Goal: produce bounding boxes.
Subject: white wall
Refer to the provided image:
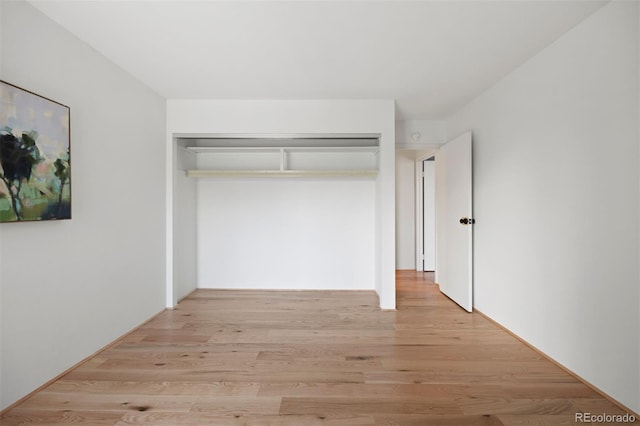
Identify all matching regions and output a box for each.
[395,120,447,150]
[173,141,197,301]
[448,1,639,412]
[0,1,166,410]
[167,100,396,308]
[395,150,416,269]
[198,179,375,289]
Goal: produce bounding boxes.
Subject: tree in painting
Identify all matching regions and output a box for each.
[0,128,42,221]
[53,151,70,218]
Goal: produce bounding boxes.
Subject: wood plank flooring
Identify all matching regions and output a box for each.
[2,270,636,425]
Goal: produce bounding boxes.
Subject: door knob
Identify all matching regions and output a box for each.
[459,217,475,225]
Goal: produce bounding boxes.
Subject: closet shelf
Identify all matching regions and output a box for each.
[183,139,380,178]
[186,169,378,178]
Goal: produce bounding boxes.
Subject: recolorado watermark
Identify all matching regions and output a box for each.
[575,412,636,423]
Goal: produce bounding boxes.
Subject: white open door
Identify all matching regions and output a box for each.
[423,159,436,271]
[435,131,473,312]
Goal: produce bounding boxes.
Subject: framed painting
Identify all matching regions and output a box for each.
[0,80,71,222]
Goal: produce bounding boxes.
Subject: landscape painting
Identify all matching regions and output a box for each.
[0,81,71,222]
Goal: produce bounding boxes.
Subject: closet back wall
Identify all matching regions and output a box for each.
[197,178,375,289]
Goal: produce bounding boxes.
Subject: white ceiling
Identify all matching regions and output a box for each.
[28,0,607,120]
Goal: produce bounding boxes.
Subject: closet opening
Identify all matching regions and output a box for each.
[169,133,382,307]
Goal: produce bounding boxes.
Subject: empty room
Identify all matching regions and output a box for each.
[1,0,639,424]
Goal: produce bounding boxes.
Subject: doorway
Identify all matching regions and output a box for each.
[413,131,473,312]
[414,151,437,273]
[422,157,436,272]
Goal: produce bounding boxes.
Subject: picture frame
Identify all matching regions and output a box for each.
[0,80,71,222]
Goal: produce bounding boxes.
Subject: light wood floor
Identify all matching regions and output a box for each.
[2,271,636,425]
